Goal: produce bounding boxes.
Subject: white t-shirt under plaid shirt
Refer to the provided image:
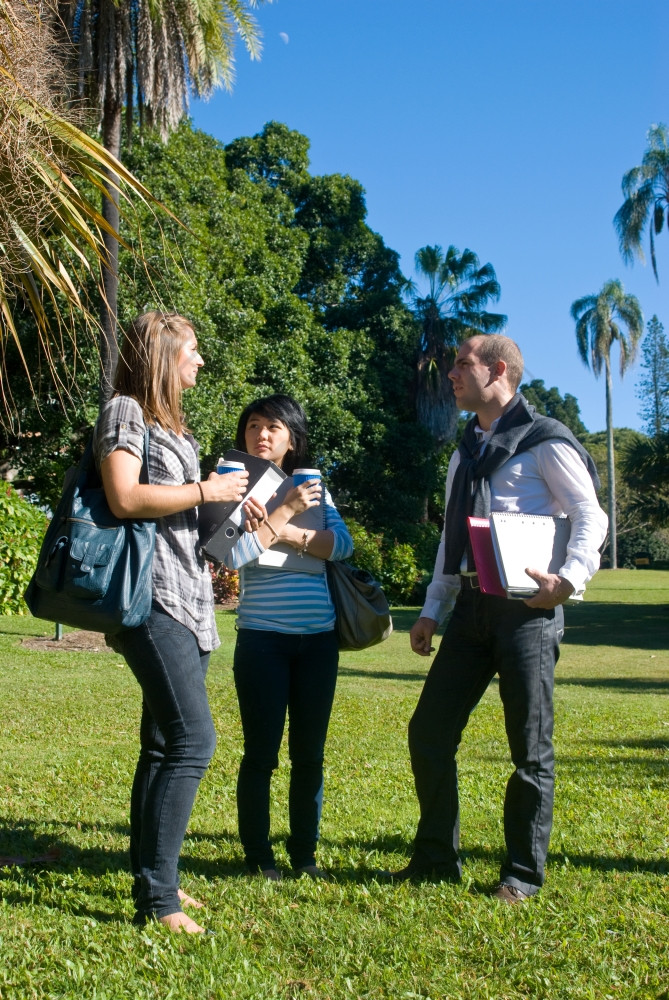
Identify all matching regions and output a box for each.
[93,395,220,652]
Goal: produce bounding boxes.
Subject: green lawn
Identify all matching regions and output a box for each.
[0,569,667,999]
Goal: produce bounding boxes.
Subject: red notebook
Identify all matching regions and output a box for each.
[466,517,506,597]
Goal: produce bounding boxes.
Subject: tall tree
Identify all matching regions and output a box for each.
[0,0,165,426]
[636,315,669,437]
[614,123,669,282]
[622,431,669,529]
[520,379,588,438]
[571,279,643,568]
[406,245,506,447]
[56,0,265,402]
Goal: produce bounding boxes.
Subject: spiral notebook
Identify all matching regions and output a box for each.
[467,512,578,600]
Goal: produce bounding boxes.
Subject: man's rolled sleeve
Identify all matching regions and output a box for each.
[537,442,608,593]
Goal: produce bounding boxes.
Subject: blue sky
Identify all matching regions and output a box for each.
[191,0,667,434]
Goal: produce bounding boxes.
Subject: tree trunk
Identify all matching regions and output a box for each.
[416,350,459,448]
[605,357,617,569]
[99,97,122,407]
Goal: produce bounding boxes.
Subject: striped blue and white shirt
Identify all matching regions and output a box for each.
[223,489,353,634]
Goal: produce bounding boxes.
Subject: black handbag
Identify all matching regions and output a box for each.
[24,428,155,634]
[327,560,393,651]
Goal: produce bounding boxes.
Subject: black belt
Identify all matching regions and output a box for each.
[460,574,480,590]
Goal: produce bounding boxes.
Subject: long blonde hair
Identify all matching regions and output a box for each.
[113,311,194,433]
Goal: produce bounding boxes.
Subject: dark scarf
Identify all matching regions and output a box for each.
[443,394,601,575]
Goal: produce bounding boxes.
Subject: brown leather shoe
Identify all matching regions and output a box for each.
[491,883,529,904]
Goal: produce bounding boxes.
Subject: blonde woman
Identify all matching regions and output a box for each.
[93,311,248,932]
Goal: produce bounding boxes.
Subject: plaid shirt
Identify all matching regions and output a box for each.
[94,395,219,651]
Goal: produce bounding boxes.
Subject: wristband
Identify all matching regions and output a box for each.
[265,519,280,541]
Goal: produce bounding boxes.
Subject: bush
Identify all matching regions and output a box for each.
[0,485,48,614]
[345,518,419,604]
[210,563,240,605]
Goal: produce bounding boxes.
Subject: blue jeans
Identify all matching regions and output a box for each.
[408,588,563,895]
[233,628,339,871]
[115,605,216,920]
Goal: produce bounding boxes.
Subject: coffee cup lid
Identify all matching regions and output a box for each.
[218,460,245,470]
[293,468,320,476]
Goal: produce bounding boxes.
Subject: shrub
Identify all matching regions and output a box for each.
[344,518,419,604]
[210,563,240,605]
[0,485,48,614]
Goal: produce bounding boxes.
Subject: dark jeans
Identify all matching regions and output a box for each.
[115,605,216,920]
[408,588,563,895]
[233,628,339,871]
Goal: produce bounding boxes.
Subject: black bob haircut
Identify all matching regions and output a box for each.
[234,394,309,475]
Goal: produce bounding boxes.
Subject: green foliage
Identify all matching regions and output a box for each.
[345,518,420,603]
[0,571,667,998]
[521,378,588,437]
[621,431,669,530]
[583,428,669,566]
[0,485,47,614]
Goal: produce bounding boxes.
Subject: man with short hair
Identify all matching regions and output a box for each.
[394,334,607,901]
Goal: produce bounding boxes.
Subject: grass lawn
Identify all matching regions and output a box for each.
[0,569,667,999]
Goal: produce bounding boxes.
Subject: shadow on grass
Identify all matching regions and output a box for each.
[2,819,665,909]
[338,666,426,682]
[563,601,669,650]
[392,602,669,653]
[328,834,669,880]
[593,736,669,750]
[0,818,250,883]
[556,677,668,693]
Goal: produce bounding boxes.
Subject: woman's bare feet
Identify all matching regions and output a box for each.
[158,911,207,934]
[177,888,204,909]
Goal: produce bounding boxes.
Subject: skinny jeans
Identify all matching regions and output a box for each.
[408,587,563,895]
[233,628,339,871]
[115,604,216,920]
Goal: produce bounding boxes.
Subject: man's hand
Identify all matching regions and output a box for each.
[410,617,437,656]
[523,569,575,609]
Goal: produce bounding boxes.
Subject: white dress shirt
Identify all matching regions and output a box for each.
[421,420,609,625]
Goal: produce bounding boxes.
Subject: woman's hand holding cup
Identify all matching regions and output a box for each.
[285,468,321,514]
[205,467,248,503]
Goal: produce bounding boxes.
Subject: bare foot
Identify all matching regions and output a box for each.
[178,888,204,909]
[158,911,207,934]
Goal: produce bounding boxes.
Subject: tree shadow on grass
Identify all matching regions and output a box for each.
[556,676,669,693]
[592,736,669,750]
[338,666,426,682]
[563,601,669,650]
[329,834,668,881]
[0,818,249,888]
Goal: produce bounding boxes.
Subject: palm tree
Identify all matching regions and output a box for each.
[0,0,167,427]
[55,0,265,401]
[614,123,669,282]
[407,245,507,446]
[571,279,643,568]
